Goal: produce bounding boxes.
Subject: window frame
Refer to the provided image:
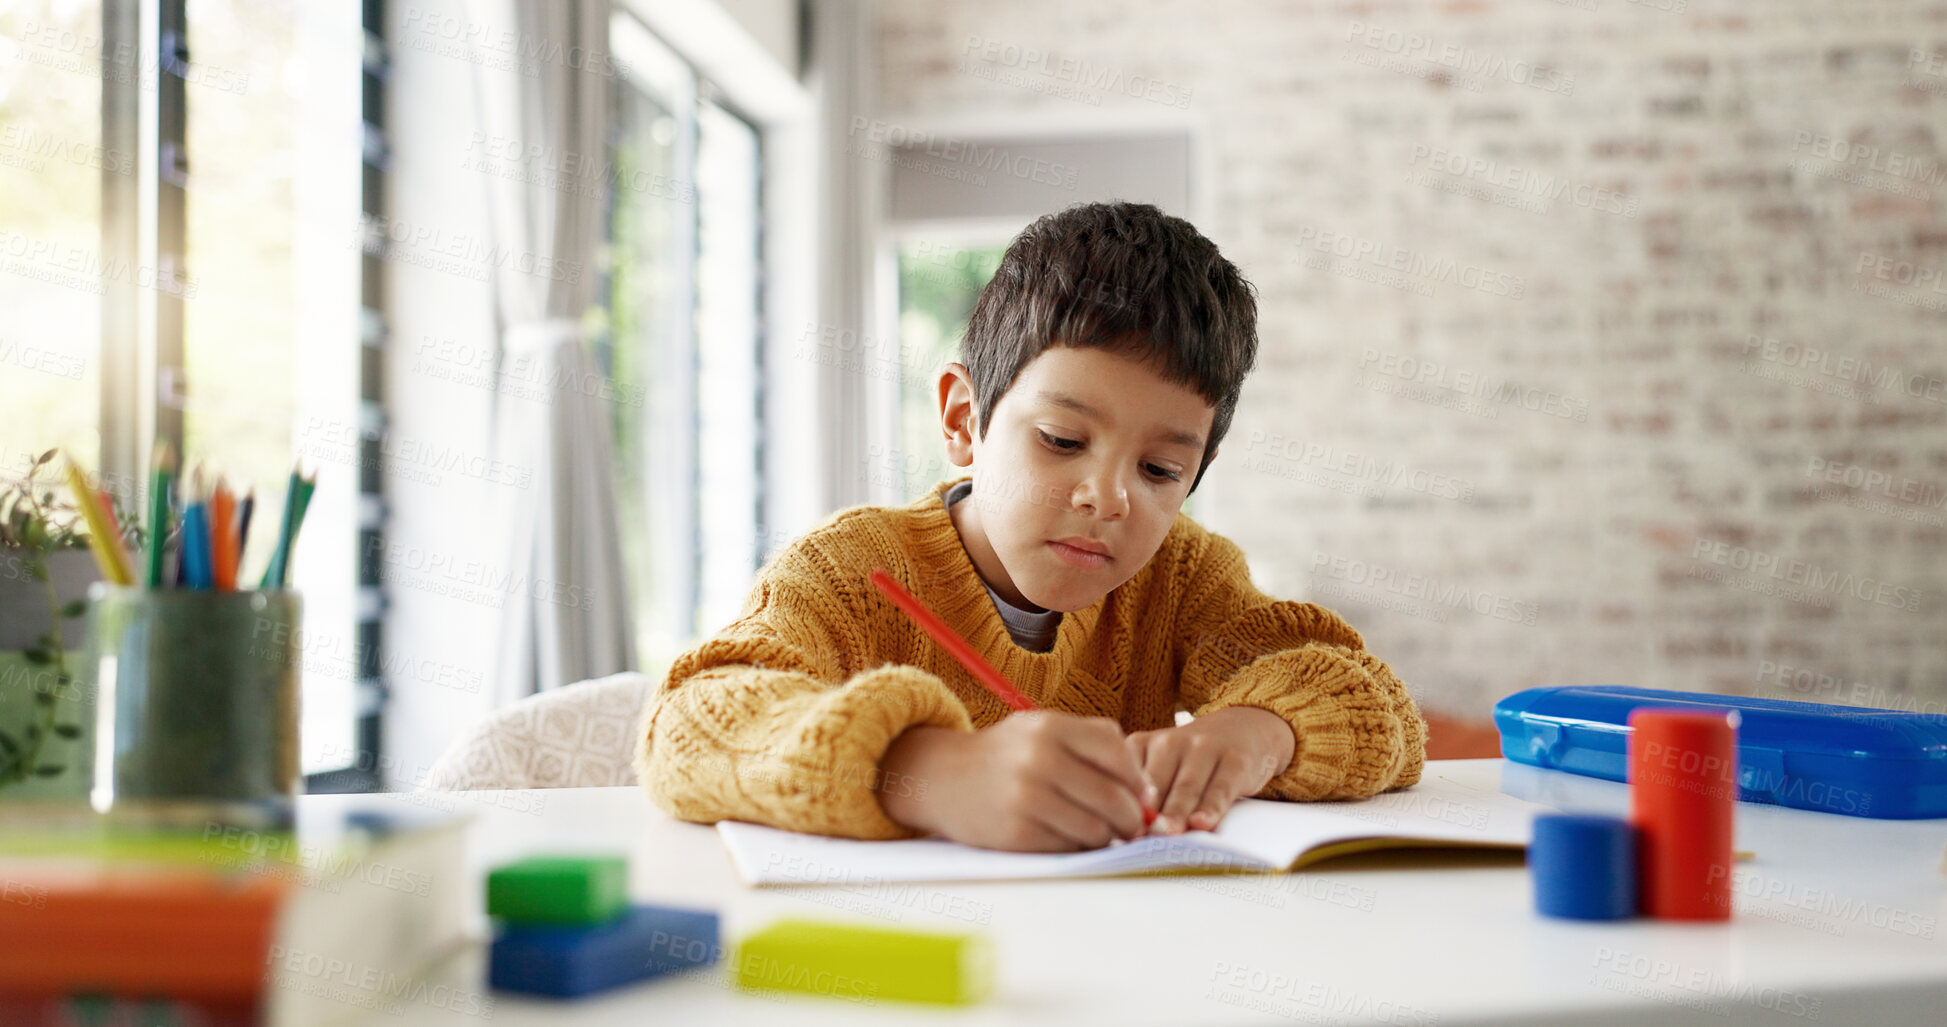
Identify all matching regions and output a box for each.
[94,0,380,791]
[604,10,770,668]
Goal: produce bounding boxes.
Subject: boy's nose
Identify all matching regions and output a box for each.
[1071,469,1129,519]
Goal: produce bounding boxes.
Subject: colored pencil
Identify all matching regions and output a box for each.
[867,567,1158,827]
[94,488,138,585]
[180,466,210,589]
[61,453,134,585]
[181,505,209,588]
[236,490,255,561]
[146,442,175,587]
[261,471,295,588]
[261,466,315,589]
[211,479,237,590]
[868,568,1037,712]
[96,490,123,549]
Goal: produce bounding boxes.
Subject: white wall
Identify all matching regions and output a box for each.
[715,0,800,78]
[874,0,1947,722]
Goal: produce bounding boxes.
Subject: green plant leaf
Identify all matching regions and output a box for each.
[22,647,50,665]
[52,724,80,739]
[58,600,86,618]
[33,765,64,777]
[0,731,16,754]
[34,449,55,468]
[33,689,55,707]
[24,723,40,741]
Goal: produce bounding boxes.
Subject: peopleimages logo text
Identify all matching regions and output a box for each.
[960,37,1193,108]
[1742,333,1947,405]
[847,118,1078,189]
[1345,22,1574,95]
[1292,225,1524,298]
[1690,538,1923,612]
[1407,145,1638,217]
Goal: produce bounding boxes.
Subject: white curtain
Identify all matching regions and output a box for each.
[471,0,636,702]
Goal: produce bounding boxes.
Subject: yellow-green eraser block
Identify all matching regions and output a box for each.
[733,918,993,1005]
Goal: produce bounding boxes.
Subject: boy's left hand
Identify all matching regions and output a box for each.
[1126,707,1296,835]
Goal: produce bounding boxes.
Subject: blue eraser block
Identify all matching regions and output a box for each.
[490,904,720,998]
[1531,813,1637,920]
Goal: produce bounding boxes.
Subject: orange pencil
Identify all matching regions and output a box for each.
[211,480,237,590]
[867,567,1158,826]
[91,488,137,584]
[95,489,122,540]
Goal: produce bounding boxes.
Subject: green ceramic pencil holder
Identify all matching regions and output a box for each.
[85,584,302,825]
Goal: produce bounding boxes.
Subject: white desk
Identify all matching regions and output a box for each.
[308,759,1947,1026]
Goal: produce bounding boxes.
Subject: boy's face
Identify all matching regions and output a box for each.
[939,344,1216,613]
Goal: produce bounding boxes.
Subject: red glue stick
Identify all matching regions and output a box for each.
[1629,708,1738,920]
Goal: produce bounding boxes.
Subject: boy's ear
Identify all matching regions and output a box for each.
[938,362,978,468]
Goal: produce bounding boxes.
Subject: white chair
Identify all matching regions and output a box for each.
[420,671,654,790]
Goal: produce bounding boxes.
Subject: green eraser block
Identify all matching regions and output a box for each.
[486,855,628,926]
[733,918,992,1006]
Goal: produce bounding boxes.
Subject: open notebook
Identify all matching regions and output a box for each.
[718,766,1543,886]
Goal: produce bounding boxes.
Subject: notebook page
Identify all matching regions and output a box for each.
[1211,765,1541,869]
[718,823,1275,886]
[718,767,1540,886]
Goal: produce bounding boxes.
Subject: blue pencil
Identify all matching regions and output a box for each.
[181,501,211,589]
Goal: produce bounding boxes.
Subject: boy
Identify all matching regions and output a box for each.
[637,202,1425,852]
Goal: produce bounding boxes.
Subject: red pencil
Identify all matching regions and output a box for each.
[867,567,1158,827]
[869,568,1037,712]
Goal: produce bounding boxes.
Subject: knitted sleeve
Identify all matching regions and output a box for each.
[1171,530,1425,800]
[634,541,974,840]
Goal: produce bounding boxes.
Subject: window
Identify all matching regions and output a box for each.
[184,0,363,776]
[692,99,761,636]
[0,0,105,473]
[0,0,366,780]
[602,14,764,675]
[889,239,1006,503]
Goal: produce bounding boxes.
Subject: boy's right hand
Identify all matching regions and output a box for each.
[876,712,1156,852]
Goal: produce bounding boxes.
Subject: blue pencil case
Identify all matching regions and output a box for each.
[1494,685,1947,820]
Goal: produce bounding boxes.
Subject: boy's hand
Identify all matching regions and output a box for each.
[1126,707,1296,835]
[876,712,1154,852]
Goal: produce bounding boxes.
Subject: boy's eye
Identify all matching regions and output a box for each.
[1039,430,1184,483]
[1144,464,1183,483]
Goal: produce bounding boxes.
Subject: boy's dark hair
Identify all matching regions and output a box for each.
[959,201,1258,493]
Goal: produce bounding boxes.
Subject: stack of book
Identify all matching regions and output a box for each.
[0,803,472,1025]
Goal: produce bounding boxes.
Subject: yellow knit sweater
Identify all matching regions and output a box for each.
[636,477,1426,840]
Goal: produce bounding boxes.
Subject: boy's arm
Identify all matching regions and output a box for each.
[635,545,974,840]
[1171,530,1426,801]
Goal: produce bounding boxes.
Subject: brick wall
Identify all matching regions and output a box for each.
[872,0,1947,727]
